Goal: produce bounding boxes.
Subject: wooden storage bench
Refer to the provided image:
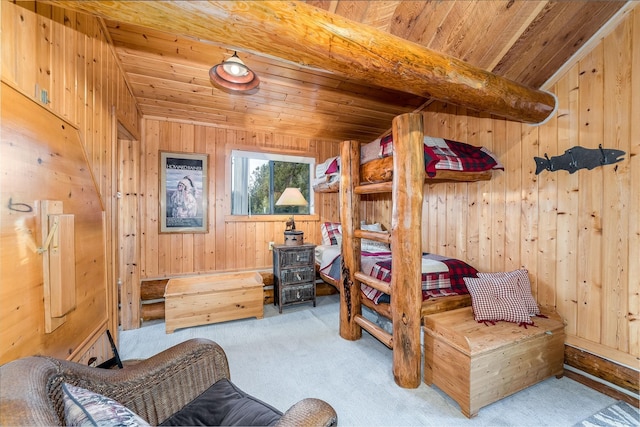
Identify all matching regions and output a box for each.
[164,272,264,333]
[423,306,564,418]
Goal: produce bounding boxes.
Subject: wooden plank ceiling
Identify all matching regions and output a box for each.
[97,0,626,142]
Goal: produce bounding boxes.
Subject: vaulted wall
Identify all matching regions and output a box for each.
[414,8,638,369]
[1,1,139,364]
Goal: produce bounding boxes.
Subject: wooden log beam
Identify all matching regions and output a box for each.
[339,139,362,341]
[354,271,391,296]
[354,229,392,244]
[361,157,493,184]
[141,302,165,321]
[354,315,393,348]
[45,0,556,124]
[420,294,472,319]
[140,279,168,301]
[564,345,639,395]
[390,113,424,389]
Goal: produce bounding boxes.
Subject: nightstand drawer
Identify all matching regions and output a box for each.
[278,248,314,267]
[273,243,316,313]
[281,266,315,284]
[282,283,315,304]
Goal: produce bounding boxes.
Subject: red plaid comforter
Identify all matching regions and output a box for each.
[379,134,502,177]
[361,252,478,304]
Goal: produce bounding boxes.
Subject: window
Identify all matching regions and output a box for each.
[231,150,314,215]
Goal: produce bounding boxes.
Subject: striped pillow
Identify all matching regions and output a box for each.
[464,276,533,325]
[62,383,150,427]
[321,222,342,246]
[477,269,540,315]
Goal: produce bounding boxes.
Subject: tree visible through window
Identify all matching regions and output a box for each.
[231,150,314,215]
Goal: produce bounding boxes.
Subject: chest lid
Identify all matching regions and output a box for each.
[424,306,564,356]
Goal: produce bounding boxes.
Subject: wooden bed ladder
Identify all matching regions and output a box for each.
[339,113,425,388]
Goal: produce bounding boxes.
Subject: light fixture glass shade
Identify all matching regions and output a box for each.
[276,188,308,206]
[210,52,260,92]
[222,54,249,77]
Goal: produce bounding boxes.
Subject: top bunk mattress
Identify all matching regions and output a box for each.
[368,134,502,177]
[313,134,503,191]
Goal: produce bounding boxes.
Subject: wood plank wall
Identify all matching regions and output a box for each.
[2,0,636,378]
[139,118,340,279]
[368,7,639,369]
[1,1,139,363]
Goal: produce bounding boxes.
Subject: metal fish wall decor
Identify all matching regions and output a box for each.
[534,145,625,175]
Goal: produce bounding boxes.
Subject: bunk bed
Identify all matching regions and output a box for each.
[319,113,499,388]
[315,244,478,319]
[313,125,501,193]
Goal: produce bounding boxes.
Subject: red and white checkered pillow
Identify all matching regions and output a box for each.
[477,269,540,315]
[463,276,532,325]
[321,222,342,246]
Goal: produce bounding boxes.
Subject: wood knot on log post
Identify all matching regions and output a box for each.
[341,258,352,322]
[402,312,409,325]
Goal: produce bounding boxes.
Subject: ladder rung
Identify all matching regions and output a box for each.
[355,271,391,295]
[355,181,393,194]
[354,229,391,244]
[355,314,393,348]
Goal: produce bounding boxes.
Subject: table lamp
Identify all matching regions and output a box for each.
[275,187,308,246]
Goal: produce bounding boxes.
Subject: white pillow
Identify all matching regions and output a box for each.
[360,221,383,232]
[360,222,390,252]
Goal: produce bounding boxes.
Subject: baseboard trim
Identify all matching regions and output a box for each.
[564,366,639,408]
[564,344,639,408]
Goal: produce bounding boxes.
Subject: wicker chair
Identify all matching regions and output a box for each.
[0,338,337,426]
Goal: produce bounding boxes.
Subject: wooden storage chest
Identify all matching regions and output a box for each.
[423,306,565,418]
[164,272,264,333]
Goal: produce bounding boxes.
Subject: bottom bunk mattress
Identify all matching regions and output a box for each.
[315,245,478,304]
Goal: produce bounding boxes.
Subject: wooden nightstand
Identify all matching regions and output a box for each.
[273,244,316,313]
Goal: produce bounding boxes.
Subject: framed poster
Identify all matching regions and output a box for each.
[159,151,208,233]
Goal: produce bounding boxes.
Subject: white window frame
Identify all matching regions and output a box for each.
[230,149,315,216]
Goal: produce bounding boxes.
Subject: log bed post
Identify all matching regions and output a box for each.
[339,140,362,340]
[391,113,424,388]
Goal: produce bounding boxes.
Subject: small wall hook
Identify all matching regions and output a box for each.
[598,144,607,164]
[568,149,578,171]
[544,153,554,171]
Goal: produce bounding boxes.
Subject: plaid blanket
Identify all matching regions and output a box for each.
[378,134,501,177]
[317,248,478,304]
[359,252,477,304]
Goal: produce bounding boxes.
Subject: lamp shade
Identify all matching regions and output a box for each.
[275,188,308,207]
[209,52,260,92]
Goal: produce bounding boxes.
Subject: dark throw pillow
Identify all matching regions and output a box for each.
[160,379,282,426]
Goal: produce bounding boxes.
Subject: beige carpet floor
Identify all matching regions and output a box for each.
[120,294,618,426]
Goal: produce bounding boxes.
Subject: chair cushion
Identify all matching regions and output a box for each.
[160,379,282,426]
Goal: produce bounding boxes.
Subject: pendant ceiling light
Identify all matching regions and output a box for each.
[209,51,260,92]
